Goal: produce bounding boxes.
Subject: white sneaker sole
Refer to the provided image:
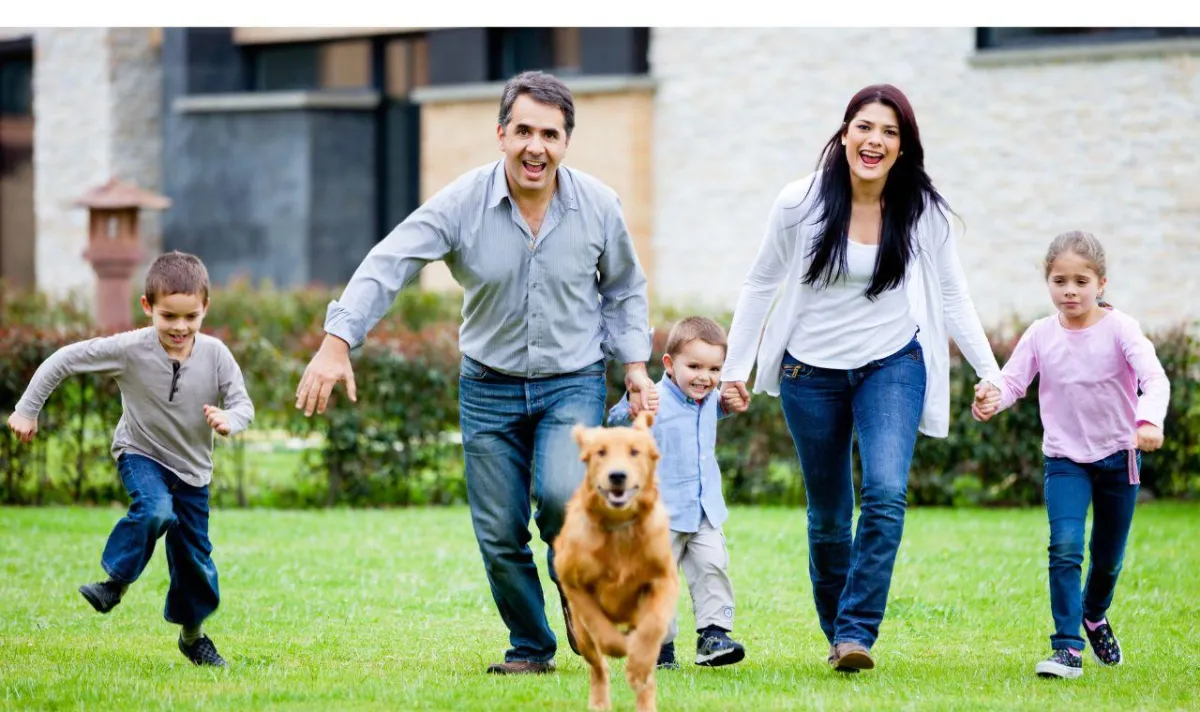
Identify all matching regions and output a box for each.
[1035,660,1083,679]
[695,646,745,666]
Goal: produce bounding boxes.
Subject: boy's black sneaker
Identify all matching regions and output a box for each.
[78,579,125,614]
[179,633,227,667]
[657,641,680,670]
[695,626,746,667]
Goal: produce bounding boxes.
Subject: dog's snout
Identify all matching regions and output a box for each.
[607,471,627,488]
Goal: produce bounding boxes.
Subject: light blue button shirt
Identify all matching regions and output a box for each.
[607,376,731,533]
[323,160,651,378]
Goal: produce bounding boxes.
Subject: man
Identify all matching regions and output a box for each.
[295,70,658,674]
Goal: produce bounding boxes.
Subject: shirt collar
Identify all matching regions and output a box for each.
[662,375,706,407]
[486,160,578,211]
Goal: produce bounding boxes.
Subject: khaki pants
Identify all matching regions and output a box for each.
[665,515,736,645]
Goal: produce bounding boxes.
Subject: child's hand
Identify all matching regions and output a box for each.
[625,367,659,416]
[721,382,751,414]
[970,401,995,422]
[1136,423,1164,452]
[6,412,37,443]
[204,405,231,436]
[973,381,1001,419]
[722,385,746,412]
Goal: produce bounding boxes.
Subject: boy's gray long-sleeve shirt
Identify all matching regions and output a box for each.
[13,327,255,487]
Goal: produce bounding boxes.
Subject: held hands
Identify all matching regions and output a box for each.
[721,381,751,414]
[204,405,231,436]
[625,362,659,418]
[295,335,358,417]
[1136,423,1164,452]
[6,412,37,443]
[971,381,1001,422]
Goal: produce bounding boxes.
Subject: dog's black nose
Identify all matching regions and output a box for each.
[608,471,627,488]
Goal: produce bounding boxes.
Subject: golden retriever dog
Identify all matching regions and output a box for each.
[553,410,680,712]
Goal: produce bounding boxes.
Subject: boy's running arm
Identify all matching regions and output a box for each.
[12,334,128,421]
[212,344,256,437]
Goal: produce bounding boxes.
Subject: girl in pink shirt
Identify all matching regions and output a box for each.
[973,230,1169,680]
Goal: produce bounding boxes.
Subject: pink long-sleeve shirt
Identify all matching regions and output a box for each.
[995,308,1170,469]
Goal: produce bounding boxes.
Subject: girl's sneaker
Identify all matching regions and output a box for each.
[1035,649,1083,679]
[1084,619,1123,666]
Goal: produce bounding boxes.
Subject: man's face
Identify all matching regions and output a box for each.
[497,94,569,198]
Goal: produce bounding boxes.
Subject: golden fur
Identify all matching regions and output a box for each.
[553,411,680,712]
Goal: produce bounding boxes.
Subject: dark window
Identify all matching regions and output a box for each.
[0,55,32,116]
[248,40,373,91]
[978,27,1200,51]
[487,27,587,80]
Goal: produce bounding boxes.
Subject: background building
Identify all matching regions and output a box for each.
[3,26,1197,331]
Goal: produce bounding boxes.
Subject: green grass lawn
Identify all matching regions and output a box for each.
[2,503,1198,711]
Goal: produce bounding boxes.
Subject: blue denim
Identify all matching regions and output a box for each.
[1043,449,1140,651]
[458,354,608,663]
[778,336,926,650]
[101,453,220,627]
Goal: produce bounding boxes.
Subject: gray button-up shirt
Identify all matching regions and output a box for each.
[324,160,652,378]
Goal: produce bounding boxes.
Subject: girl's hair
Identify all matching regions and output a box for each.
[797,83,952,300]
[1044,230,1111,308]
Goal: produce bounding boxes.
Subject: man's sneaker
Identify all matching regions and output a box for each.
[78,579,126,614]
[1034,649,1083,679]
[178,633,227,667]
[657,641,680,670]
[486,659,556,675]
[695,627,745,667]
[1085,619,1123,666]
[556,585,580,656]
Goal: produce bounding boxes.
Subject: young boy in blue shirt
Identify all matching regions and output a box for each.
[607,316,747,669]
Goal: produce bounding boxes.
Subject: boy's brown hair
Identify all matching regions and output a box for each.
[664,316,728,358]
[144,251,210,305]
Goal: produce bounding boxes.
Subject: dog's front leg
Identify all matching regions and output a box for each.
[625,575,680,712]
[564,587,628,658]
[570,608,612,711]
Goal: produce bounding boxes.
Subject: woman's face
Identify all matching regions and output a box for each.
[842,101,902,187]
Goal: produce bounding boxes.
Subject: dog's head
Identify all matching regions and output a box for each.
[572,411,660,517]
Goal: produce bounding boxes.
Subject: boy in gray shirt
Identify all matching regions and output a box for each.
[7,251,254,667]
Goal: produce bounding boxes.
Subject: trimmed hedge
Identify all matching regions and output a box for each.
[2,280,1197,507]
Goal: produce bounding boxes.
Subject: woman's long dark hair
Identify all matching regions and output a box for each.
[798,84,952,300]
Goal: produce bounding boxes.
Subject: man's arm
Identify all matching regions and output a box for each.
[296,190,458,417]
[595,197,655,412]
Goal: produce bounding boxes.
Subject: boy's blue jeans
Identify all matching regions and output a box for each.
[100,453,220,628]
[1043,450,1140,651]
[778,336,926,650]
[458,354,608,664]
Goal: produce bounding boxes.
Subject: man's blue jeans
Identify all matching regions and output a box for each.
[458,355,608,664]
[1043,450,1140,651]
[778,336,926,650]
[101,453,220,627]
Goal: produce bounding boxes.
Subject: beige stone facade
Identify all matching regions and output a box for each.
[31,28,162,305]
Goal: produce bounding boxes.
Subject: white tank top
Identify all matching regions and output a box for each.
[786,239,919,369]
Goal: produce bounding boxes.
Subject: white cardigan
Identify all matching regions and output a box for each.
[721,173,1003,438]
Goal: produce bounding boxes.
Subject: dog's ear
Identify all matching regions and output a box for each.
[633,410,655,431]
[572,423,590,460]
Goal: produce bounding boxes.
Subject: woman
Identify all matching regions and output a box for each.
[719,84,1001,673]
